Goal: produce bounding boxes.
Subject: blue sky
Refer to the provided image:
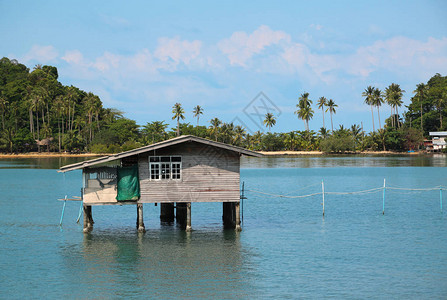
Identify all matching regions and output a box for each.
[1,0,446,134]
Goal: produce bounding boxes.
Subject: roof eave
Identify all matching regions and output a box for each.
[59,135,263,172]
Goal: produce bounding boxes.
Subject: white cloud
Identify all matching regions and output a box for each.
[100,14,130,29]
[22,45,58,63]
[93,52,121,72]
[281,43,309,69]
[56,29,447,91]
[38,27,447,124]
[347,36,447,78]
[154,36,202,68]
[129,49,151,68]
[62,50,86,65]
[218,25,290,66]
[310,24,323,31]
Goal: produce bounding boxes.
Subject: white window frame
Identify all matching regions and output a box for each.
[149,156,182,181]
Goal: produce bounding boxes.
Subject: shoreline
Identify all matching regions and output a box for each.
[0,150,432,158]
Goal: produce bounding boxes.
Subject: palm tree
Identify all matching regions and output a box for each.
[54,96,64,152]
[350,124,362,139]
[318,127,330,139]
[414,83,427,131]
[326,99,337,132]
[85,92,100,142]
[193,105,204,136]
[295,93,314,132]
[142,121,168,144]
[171,103,185,137]
[220,122,234,144]
[3,127,14,153]
[377,129,387,151]
[263,113,276,132]
[298,92,312,108]
[373,88,384,130]
[209,118,221,141]
[317,96,327,129]
[385,83,405,128]
[192,105,203,127]
[102,108,123,124]
[31,88,46,152]
[65,87,77,132]
[41,122,52,152]
[233,125,246,146]
[351,124,362,150]
[253,131,263,150]
[284,131,299,150]
[25,89,35,138]
[0,93,8,130]
[302,106,314,132]
[362,86,376,132]
[435,92,446,129]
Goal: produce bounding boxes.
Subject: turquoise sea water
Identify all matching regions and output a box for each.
[0,155,446,299]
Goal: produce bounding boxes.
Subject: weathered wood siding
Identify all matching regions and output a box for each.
[82,142,241,204]
[83,177,118,204]
[139,142,240,203]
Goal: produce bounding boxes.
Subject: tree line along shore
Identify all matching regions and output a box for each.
[0,57,446,154]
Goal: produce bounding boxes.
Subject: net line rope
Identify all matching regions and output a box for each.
[247,184,446,199]
[283,182,321,195]
[247,189,322,199]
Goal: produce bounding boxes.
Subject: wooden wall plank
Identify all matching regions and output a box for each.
[83,141,241,204]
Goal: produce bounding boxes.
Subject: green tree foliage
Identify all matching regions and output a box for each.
[0,57,141,153]
[263,113,276,132]
[405,74,447,135]
[295,92,314,132]
[172,103,185,137]
[373,88,384,130]
[362,86,376,132]
[325,99,337,132]
[1,57,444,154]
[142,121,168,144]
[317,96,327,129]
[192,105,203,126]
[385,83,405,128]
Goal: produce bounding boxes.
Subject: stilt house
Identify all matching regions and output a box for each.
[59,135,262,232]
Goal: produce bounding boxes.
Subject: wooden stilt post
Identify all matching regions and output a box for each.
[176,202,186,225]
[186,202,192,232]
[160,203,175,222]
[222,202,234,228]
[235,201,241,231]
[137,203,146,233]
[83,205,88,233]
[136,204,140,229]
[222,202,226,224]
[87,206,93,231]
[83,205,93,233]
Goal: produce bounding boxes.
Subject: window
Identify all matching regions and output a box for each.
[149,156,182,180]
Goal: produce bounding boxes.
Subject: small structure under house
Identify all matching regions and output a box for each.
[58,135,262,233]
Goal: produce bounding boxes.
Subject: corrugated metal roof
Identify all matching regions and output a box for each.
[58,135,263,172]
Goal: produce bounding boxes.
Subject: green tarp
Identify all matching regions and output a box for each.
[116,165,140,201]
